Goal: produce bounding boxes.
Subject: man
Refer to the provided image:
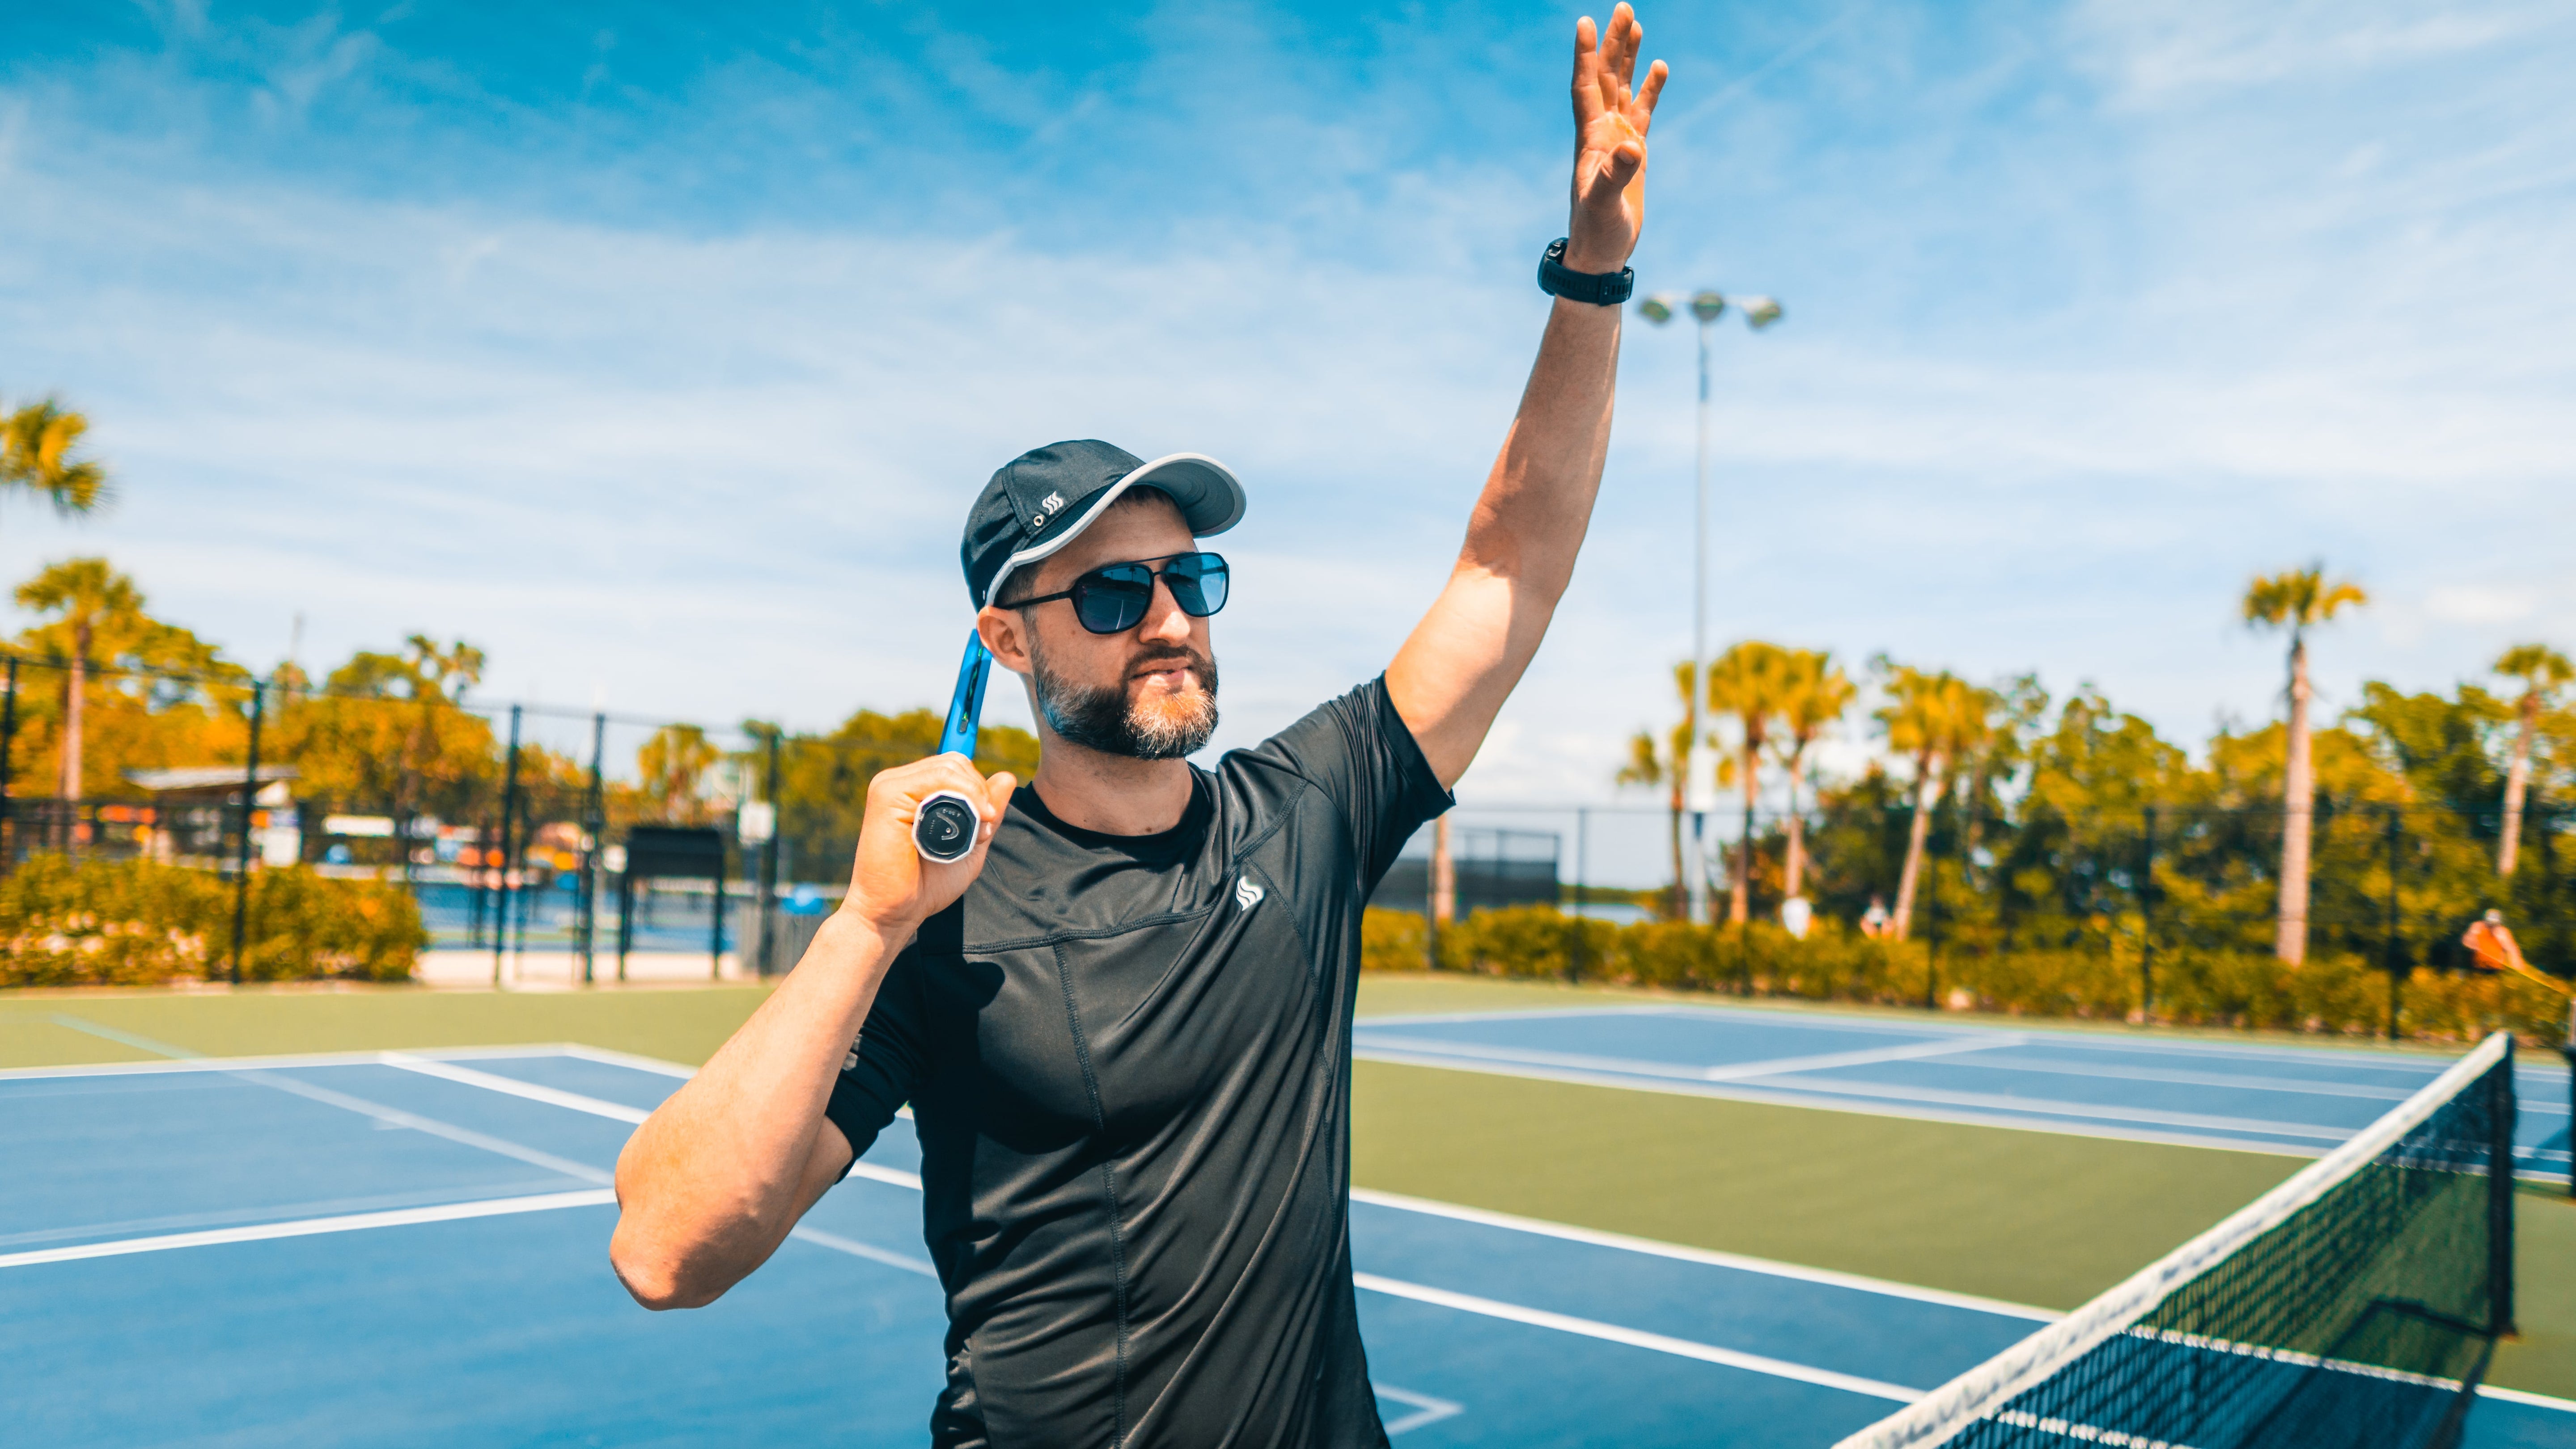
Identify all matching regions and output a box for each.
[609,9,1667,1444]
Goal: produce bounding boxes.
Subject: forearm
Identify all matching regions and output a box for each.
[609,912,896,1308]
[1389,297,1622,781]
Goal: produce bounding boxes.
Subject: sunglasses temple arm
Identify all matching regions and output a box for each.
[936,629,993,760]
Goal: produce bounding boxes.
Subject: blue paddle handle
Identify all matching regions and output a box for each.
[937,630,991,760]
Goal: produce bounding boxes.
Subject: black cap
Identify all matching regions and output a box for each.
[962,439,1246,608]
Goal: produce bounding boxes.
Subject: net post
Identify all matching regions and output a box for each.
[2490,1032,2516,1338]
[0,654,17,875]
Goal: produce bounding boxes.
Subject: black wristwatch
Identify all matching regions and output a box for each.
[1537,237,1634,305]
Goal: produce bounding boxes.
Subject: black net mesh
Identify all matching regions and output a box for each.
[1852,1037,2517,1449]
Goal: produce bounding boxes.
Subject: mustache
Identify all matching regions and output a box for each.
[1126,645,1212,679]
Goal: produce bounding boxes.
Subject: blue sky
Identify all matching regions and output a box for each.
[3,0,2570,835]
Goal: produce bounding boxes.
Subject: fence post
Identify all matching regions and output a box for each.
[0,655,16,872]
[493,705,521,987]
[758,729,781,976]
[2383,806,2404,1040]
[228,680,264,986]
[1923,820,1942,1012]
[710,821,728,981]
[2139,804,2157,1022]
[1568,806,1588,984]
[580,712,604,984]
[2489,1035,2516,1335]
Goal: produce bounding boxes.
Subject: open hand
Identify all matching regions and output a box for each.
[1565,4,1667,274]
[839,754,1017,935]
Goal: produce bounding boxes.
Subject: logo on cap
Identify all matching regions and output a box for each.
[1029,491,1068,529]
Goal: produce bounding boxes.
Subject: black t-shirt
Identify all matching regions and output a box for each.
[826,676,1451,1449]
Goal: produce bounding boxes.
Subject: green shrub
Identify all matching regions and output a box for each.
[1362,904,2568,1048]
[0,854,427,988]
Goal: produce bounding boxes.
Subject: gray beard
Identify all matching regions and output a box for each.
[1030,645,1220,760]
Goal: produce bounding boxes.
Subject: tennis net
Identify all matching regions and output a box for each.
[1837,1031,2519,1449]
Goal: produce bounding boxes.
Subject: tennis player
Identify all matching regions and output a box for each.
[610,9,1667,1444]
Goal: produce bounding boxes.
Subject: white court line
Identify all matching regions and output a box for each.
[1352,1272,1922,1402]
[788,1224,938,1277]
[2481,1385,2576,1412]
[381,1053,652,1124]
[1373,1383,1465,1435]
[1350,1031,2018,1086]
[1368,1001,2512,1076]
[1347,1190,2057,1322]
[0,1042,591,1081]
[0,1190,614,1270]
[1351,1046,2331,1159]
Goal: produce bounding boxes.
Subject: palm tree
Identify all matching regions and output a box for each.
[1,399,112,520]
[1707,641,1795,924]
[1616,663,1700,920]
[2493,642,2572,878]
[2242,565,2368,964]
[1876,664,1980,941]
[14,558,149,808]
[1775,649,1854,901]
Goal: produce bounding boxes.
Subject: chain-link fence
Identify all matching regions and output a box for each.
[2,646,2569,1009]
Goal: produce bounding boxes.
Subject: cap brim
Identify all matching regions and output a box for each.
[982,452,1246,606]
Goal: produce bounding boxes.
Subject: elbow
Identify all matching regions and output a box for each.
[610,1216,734,1311]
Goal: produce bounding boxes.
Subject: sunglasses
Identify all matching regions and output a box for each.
[1014,552,1230,635]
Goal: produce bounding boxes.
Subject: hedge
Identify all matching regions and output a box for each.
[0,854,428,987]
[1365,905,2571,1049]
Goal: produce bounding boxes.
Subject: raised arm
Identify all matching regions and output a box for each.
[1386,5,1665,786]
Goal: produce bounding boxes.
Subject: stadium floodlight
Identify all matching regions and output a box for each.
[1631,281,1785,925]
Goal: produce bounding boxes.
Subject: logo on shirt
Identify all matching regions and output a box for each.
[843,1043,860,1073]
[1235,877,1265,911]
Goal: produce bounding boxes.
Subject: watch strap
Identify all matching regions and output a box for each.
[1537,237,1635,306]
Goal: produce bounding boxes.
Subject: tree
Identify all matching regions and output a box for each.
[1616,663,1702,920]
[277,636,496,837]
[2242,565,2367,964]
[1706,641,1796,924]
[639,724,721,824]
[1876,663,1983,941]
[17,559,147,804]
[1,398,112,523]
[1774,649,1853,902]
[2493,643,2572,878]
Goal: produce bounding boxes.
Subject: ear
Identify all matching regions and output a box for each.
[978,604,1033,677]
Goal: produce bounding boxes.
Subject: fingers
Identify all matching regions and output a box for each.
[1632,58,1669,129]
[1571,15,1601,121]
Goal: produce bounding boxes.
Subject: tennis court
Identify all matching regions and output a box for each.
[1352,1004,2575,1182]
[4,1029,2569,1446]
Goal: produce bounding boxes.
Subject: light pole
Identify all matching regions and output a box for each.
[1638,288,1782,925]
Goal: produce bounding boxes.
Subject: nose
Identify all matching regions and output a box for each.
[1135,574,1194,643]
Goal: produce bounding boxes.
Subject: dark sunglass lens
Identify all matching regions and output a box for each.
[1169,554,1228,616]
[1075,566,1153,633]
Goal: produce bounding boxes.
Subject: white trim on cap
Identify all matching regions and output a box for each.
[981,452,1242,607]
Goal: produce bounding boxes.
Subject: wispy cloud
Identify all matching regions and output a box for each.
[1,0,2569,845]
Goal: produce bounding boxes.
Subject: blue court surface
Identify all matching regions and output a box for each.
[3,1043,2569,1447]
[1352,1004,2575,1183]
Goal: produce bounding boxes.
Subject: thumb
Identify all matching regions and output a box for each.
[981,771,1018,819]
